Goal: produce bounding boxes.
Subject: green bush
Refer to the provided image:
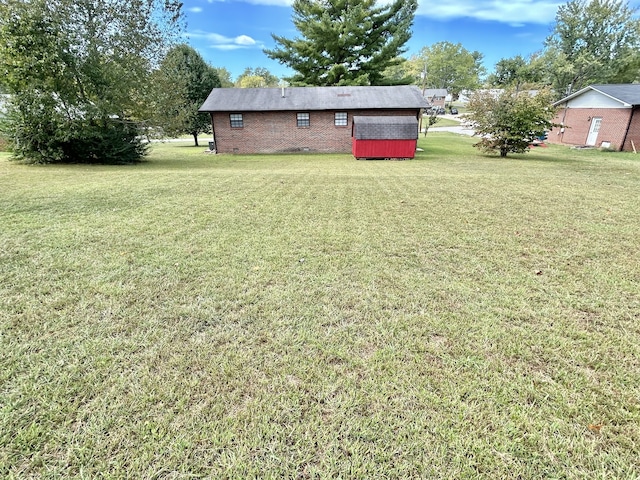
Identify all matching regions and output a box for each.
[59,117,148,164]
[1,96,147,164]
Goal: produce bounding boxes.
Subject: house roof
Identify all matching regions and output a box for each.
[423,88,448,98]
[352,116,418,140]
[554,84,640,107]
[199,85,428,112]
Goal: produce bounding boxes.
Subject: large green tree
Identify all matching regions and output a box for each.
[543,0,640,97]
[380,58,416,86]
[0,0,183,163]
[466,89,558,158]
[265,0,417,86]
[214,67,235,88]
[488,54,545,92]
[153,44,220,146]
[411,42,485,99]
[235,67,280,88]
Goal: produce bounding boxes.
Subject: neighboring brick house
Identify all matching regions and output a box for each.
[548,84,640,151]
[198,85,427,154]
[423,88,448,109]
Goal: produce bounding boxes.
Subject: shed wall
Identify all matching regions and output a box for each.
[352,139,417,159]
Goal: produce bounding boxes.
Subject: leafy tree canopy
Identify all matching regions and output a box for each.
[152,44,220,146]
[265,0,418,86]
[235,67,280,88]
[487,54,545,91]
[411,42,485,100]
[379,58,416,86]
[543,0,640,97]
[466,89,558,157]
[0,0,183,163]
[214,67,235,88]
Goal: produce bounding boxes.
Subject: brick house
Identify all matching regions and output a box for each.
[423,88,448,109]
[548,84,640,151]
[198,85,427,154]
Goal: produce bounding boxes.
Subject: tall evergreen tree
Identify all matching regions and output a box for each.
[264,0,417,86]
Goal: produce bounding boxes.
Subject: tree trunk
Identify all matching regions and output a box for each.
[500,147,508,157]
[193,133,199,147]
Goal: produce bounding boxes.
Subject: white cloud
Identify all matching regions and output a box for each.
[235,35,257,46]
[415,0,563,24]
[188,6,203,12]
[186,30,264,50]
[202,0,561,24]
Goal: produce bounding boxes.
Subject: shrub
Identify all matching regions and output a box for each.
[2,95,147,164]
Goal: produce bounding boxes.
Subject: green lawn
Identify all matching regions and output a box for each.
[1,134,639,478]
[430,116,462,127]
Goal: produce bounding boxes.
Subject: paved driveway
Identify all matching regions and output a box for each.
[426,115,475,136]
[429,125,475,136]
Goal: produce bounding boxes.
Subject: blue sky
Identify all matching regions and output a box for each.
[182,0,640,82]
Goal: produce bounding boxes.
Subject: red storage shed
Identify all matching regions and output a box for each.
[352,116,419,159]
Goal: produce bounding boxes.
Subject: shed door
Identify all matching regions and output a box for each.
[586,117,602,146]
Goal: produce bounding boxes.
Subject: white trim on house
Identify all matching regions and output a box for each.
[554,84,640,108]
[562,89,632,108]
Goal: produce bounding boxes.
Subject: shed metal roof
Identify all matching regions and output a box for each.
[352,115,418,140]
[199,85,428,112]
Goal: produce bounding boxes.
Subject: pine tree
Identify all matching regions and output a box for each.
[265,0,417,86]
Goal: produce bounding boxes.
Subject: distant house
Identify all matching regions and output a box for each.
[423,88,447,109]
[198,85,427,154]
[548,84,640,151]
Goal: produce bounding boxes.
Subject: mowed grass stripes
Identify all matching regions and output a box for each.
[1,133,639,478]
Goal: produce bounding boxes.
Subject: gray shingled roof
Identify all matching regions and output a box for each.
[423,88,448,98]
[555,84,640,106]
[352,116,418,140]
[591,84,640,105]
[199,85,428,112]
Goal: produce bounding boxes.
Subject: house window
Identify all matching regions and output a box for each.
[297,112,310,127]
[335,112,348,126]
[230,113,243,128]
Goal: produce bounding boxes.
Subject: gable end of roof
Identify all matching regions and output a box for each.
[554,84,640,107]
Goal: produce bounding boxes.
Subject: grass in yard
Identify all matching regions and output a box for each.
[430,117,462,128]
[1,134,639,478]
